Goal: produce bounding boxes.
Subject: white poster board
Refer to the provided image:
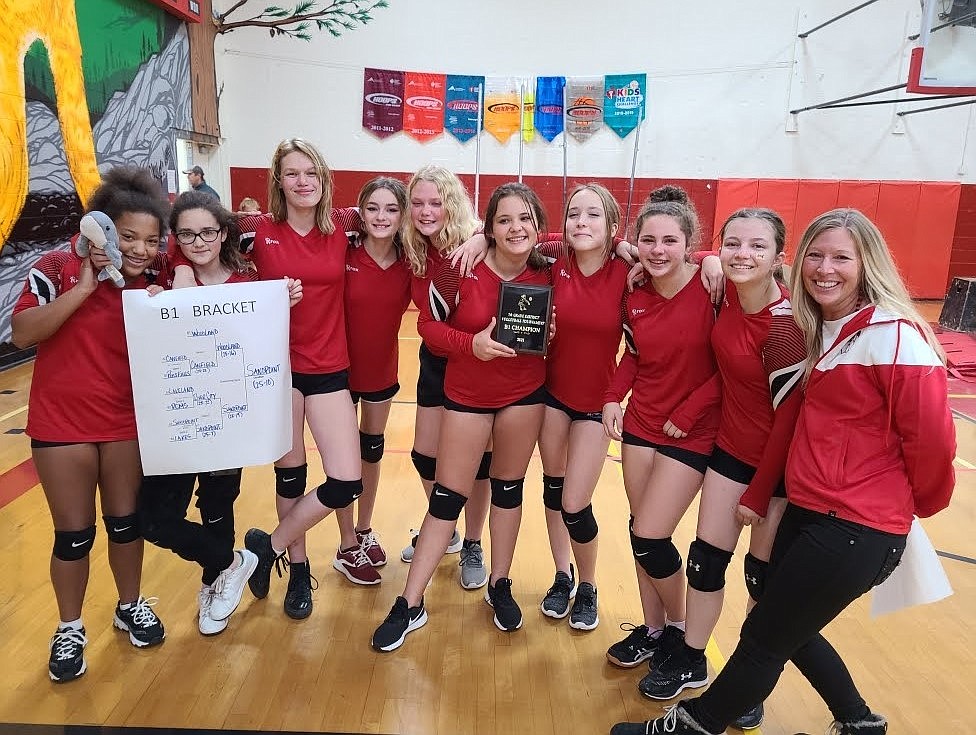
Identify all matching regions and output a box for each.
[122,280,292,475]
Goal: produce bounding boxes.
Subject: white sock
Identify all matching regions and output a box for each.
[58,618,83,631]
[648,626,664,639]
[666,619,686,631]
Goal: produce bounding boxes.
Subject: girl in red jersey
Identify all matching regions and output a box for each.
[372,182,553,650]
[12,166,168,682]
[217,138,363,620]
[633,209,806,728]
[601,186,721,676]
[537,184,627,630]
[613,211,955,735]
[398,165,491,591]
[140,191,289,637]
[334,177,411,581]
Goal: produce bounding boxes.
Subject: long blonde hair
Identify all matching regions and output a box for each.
[563,183,620,260]
[790,208,944,379]
[402,165,478,277]
[267,138,335,235]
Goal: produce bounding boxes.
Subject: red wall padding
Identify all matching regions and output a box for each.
[713,178,961,298]
[948,184,976,286]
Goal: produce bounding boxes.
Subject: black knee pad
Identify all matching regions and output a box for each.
[428,482,467,521]
[542,474,564,511]
[490,477,524,509]
[275,464,307,499]
[410,450,436,482]
[686,537,734,592]
[315,477,364,509]
[476,451,493,481]
[104,514,140,544]
[53,526,96,561]
[562,504,598,544]
[360,431,385,464]
[744,552,769,602]
[631,534,683,579]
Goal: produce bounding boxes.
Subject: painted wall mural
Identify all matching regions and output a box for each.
[0,0,191,366]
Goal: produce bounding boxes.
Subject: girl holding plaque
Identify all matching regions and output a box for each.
[372,182,552,650]
[12,166,169,681]
[601,186,721,688]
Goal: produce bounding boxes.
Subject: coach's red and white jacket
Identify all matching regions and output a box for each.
[779,305,955,535]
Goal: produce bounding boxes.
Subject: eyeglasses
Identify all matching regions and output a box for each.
[175,228,221,245]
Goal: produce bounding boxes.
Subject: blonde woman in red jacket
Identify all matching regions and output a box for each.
[612,208,955,735]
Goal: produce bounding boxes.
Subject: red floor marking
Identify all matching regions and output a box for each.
[0,457,39,510]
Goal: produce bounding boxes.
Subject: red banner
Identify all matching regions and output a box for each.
[363,68,404,139]
[403,72,446,142]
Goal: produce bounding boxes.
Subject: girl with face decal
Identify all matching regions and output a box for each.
[372,183,552,650]
[613,211,955,735]
[12,166,170,682]
[601,185,721,680]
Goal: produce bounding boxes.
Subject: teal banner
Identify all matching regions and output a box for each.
[604,74,646,138]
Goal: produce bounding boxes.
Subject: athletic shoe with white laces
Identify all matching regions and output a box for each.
[209,549,259,620]
[333,545,381,585]
[48,627,87,682]
[400,528,463,562]
[113,596,165,647]
[611,702,719,735]
[198,587,228,636]
[371,596,428,652]
[606,623,657,668]
[568,582,599,630]
[540,564,576,618]
[484,577,523,631]
[459,539,488,589]
[638,650,709,700]
[357,528,387,567]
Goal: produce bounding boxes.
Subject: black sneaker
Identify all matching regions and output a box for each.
[244,527,286,599]
[638,651,708,700]
[648,624,686,670]
[611,703,713,735]
[569,582,598,630]
[485,577,523,631]
[48,627,87,682]
[540,564,576,619]
[113,597,165,647]
[607,623,657,668]
[828,713,888,734]
[283,560,318,620]
[372,596,428,652]
[732,702,764,730]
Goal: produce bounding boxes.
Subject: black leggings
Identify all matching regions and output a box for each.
[686,503,907,731]
[139,469,242,585]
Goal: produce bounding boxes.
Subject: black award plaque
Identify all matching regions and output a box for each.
[495,282,553,355]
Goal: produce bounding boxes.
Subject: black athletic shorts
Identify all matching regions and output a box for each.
[708,445,786,497]
[444,384,547,415]
[351,382,400,404]
[416,344,447,408]
[292,370,349,397]
[621,431,710,474]
[544,390,603,423]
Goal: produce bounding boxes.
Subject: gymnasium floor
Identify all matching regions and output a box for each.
[0,307,973,735]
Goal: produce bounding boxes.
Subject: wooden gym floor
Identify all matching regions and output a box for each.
[0,306,973,735]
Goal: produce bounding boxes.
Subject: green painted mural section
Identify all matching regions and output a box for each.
[23,0,167,118]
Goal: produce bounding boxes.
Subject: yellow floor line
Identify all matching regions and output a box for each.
[0,405,27,422]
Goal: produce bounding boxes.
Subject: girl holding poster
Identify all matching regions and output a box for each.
[372,182,552,651]
[11,166,168,682]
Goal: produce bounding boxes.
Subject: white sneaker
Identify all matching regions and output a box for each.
[401,529,463,562]
[209,549,259,621]
[198,588,228,636]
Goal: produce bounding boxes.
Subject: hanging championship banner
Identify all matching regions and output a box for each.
[604,73,646,138]
[534,76,565,142]
[521,78,535,142]
[565,76,604,143]
[483,77,521,144]
[445,75,483,143]
[403,71,446,142]
[363,68,404,139]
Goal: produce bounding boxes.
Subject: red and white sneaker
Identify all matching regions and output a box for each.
[332,545,382,585]
[356,528,388,567]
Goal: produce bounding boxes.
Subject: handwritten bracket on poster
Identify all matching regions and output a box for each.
[122,280,292,475]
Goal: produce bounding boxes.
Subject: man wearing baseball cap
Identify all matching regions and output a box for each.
[183,165,220,201]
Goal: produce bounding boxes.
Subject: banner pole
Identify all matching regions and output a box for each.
[561,82,568,205]
[624,104,644,236]
[518,81,525,183]
[475,83,484,215]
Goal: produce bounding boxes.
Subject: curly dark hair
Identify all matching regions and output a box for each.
[86,166,169,238]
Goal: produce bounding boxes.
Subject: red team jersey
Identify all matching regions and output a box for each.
[546,254,630,414]
[14,251,164,442]
[344,242,411,392]
[605,275,721,455]
[418,259,551,408]
[411,243,452,359]
[713,282,806,510]
[237,211,358,374]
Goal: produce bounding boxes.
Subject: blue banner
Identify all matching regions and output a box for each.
[534,76,565,142]
[444,75,484,143]
[604,73,646,138]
